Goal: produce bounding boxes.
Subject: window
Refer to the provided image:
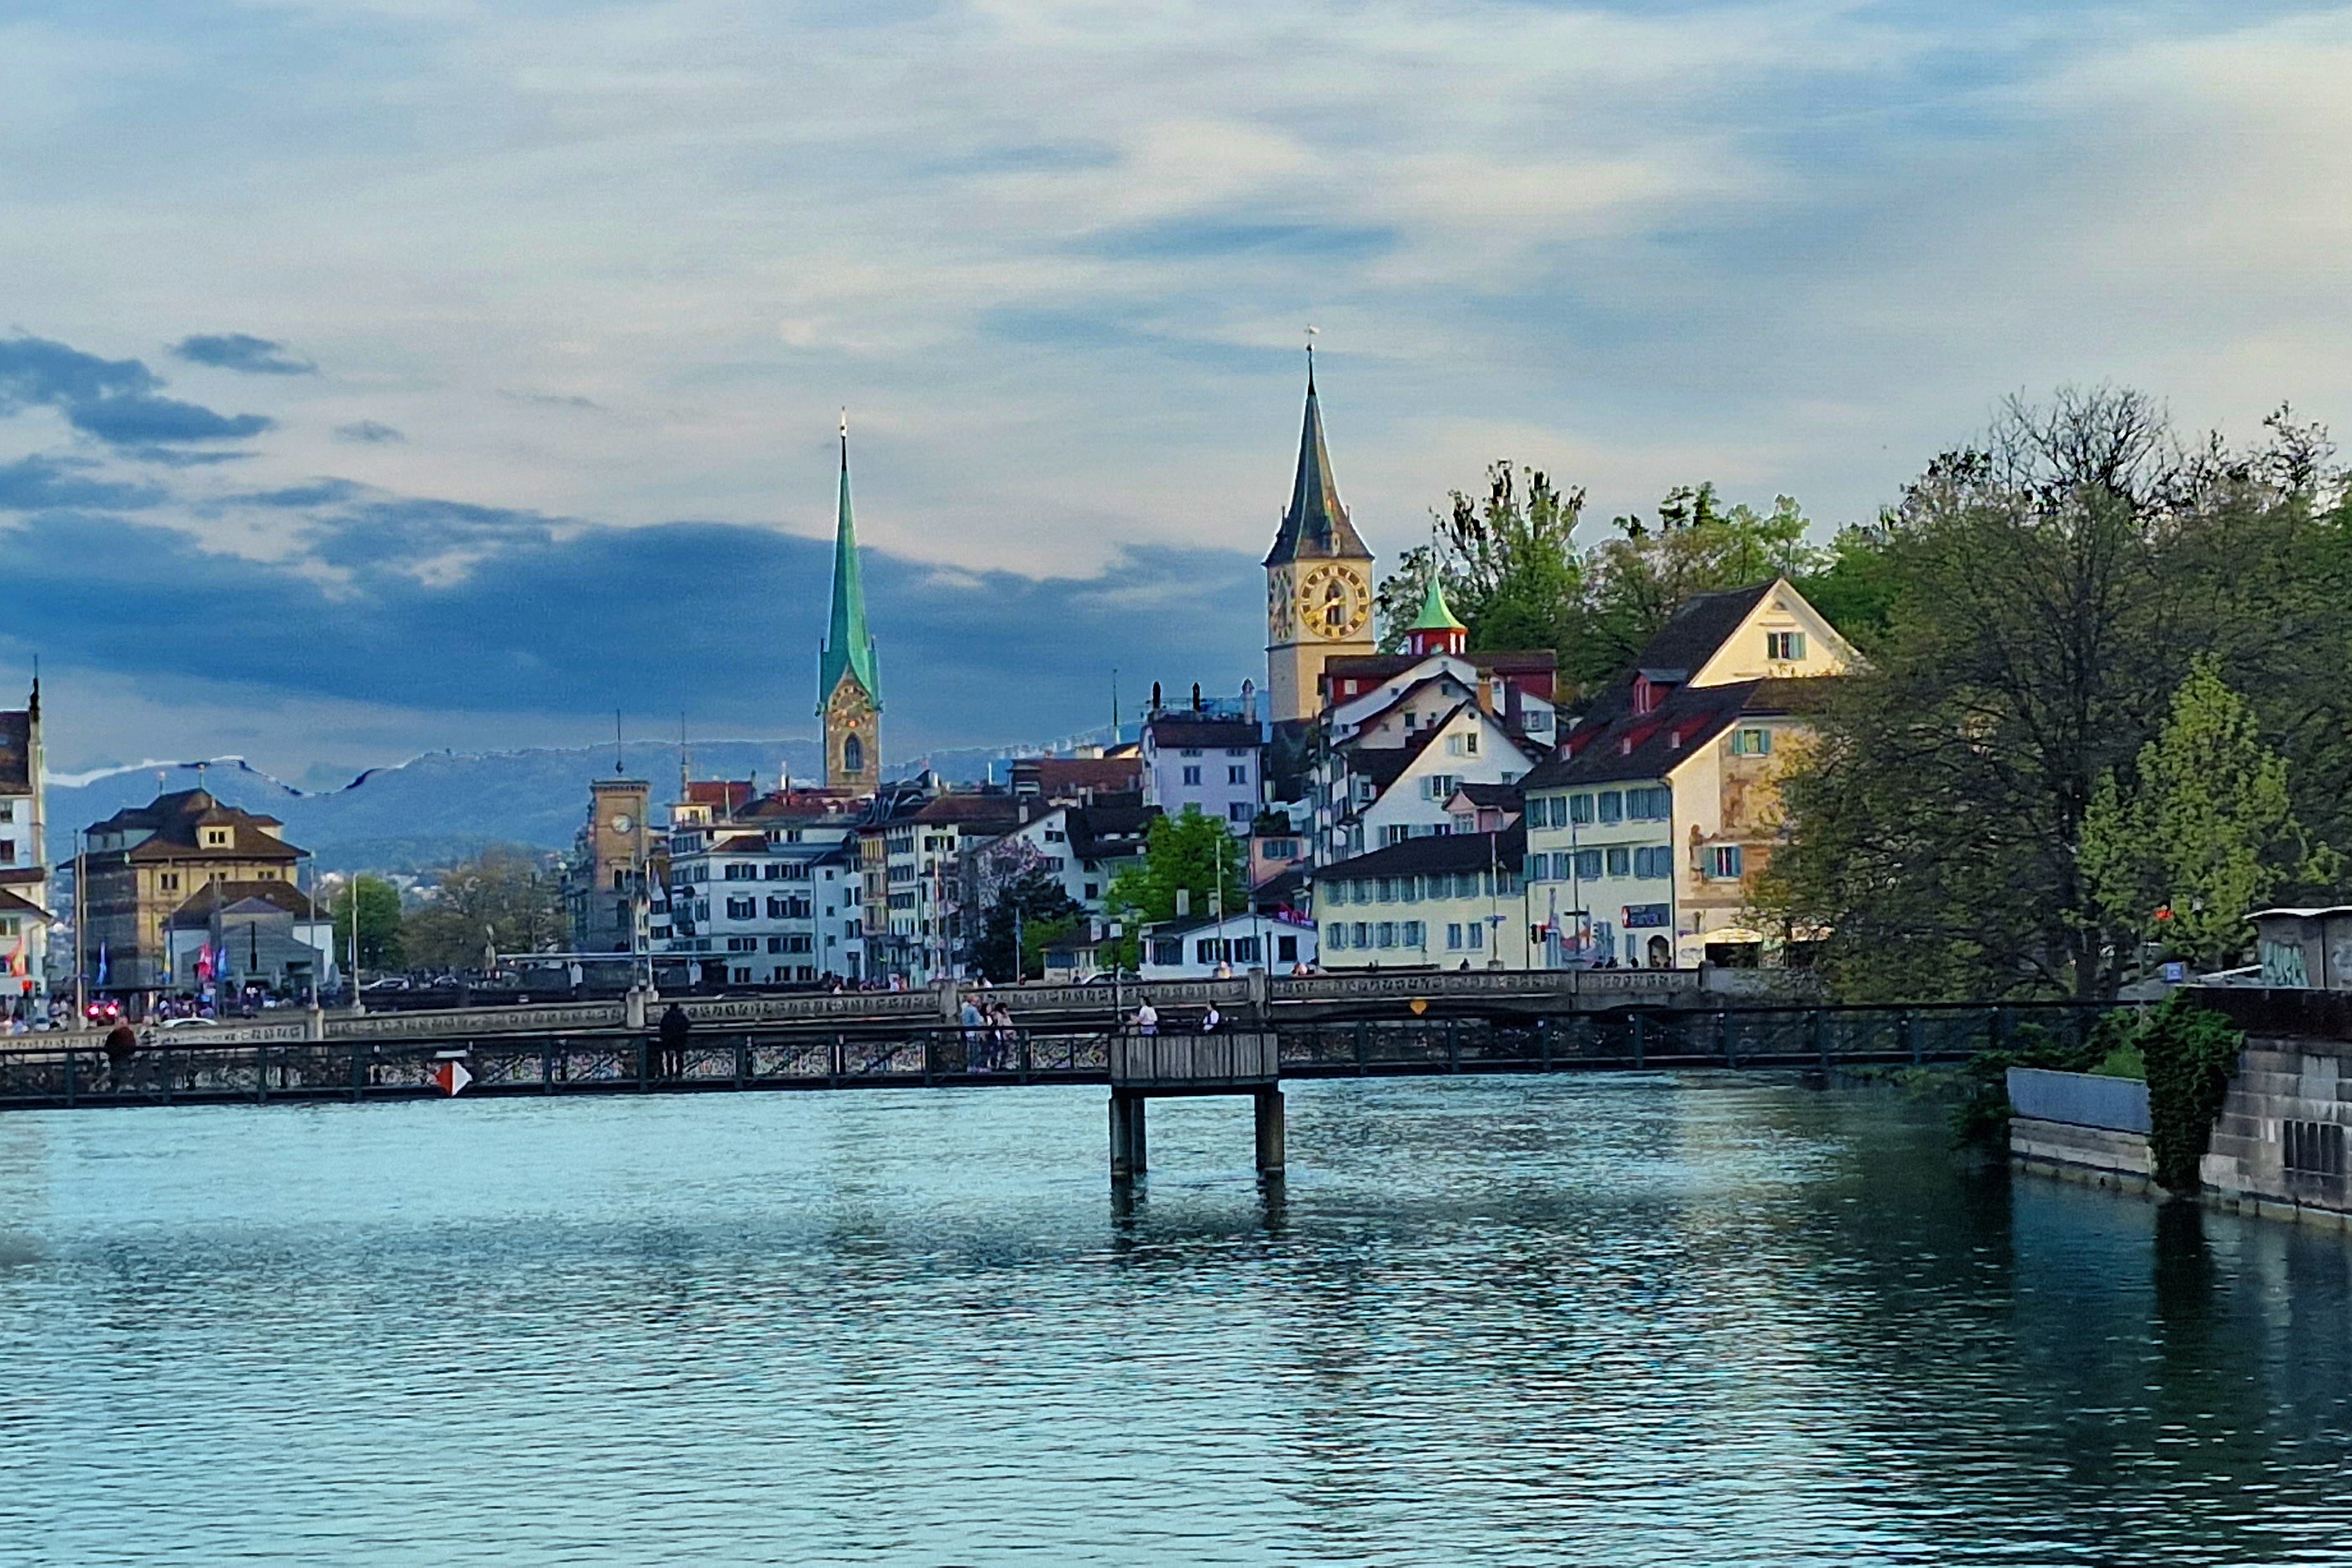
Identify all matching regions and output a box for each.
[1446,923,1463,950]
[1400,876,1419,904]
[723,864,755,881]
[1383,825,1412,846]
[1467,923,1484,950]
[1325,923,1347,951]
[0,802,11,822]
[1352,922,1370,949]
[1228,802,1252,823]
[2286,1120,2346,1175]
[1084,881,1099,899]
[1228,765,1249,784]
[1180,747,1203,758]
[1628,786,1672,820]
[1196,939,1216,965]
[0,840,13,863]
[1575,849,1602,881]
[733,967,753,984]
[727,936,757,953]
[1352,881,1372,903]
[1403,921,1425,949]
[1182,766,1203,786]
[1708,845,1745,880]
[1606,846,1630,878]
[842,735,864,775]
[1731,727,1773,757]
[1766,630,1806,661]
[1425,774,1458,801]
[1597,791,1623,824]
[727,896,756,920]
[1445,732,1481,758]
[767,936,787,953]
[1376,922,1397,949]
[1634,845,1673,880]
[1278,935,1299,963]
[1452,813,1476,834]
[1525,797,1550,829]
[201,828,230,848]
[1376,877,1394,902]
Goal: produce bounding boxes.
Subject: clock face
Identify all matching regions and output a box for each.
[1296,563,1370,641]
[1267,573,1295,641]
[610,813,634,834]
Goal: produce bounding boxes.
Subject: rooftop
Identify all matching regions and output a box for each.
[1311,827,1528,882]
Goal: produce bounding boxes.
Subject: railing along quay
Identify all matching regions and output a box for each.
[0,1003,2119,1111]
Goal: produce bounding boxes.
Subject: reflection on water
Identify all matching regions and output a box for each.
[3,1078,2350,1565]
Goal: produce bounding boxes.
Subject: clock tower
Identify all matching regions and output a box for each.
[1264,353,1374,724]
[818,416,882,795]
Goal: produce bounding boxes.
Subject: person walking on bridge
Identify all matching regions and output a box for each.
[656,1001,690,1081]
[1132,1000,1158,1037]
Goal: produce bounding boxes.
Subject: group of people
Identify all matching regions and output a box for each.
[1126,1000,1224,1036]
[956,996,1021,1068]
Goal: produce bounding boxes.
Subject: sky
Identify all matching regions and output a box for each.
[6,0,2352,783]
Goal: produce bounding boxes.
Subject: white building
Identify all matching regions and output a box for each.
[1139,908,1317,979]
[1142,712,1264,834]
[660,788,866,985]
[1518,578,1851,968]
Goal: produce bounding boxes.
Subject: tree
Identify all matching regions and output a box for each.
[971,870,1084,982]
[1376,463,1584,656]
[1759,387,2352,1001]
[1101,808,1247,969]
[331,875,404,970]
[399,847,568,972]
[2082,658,2336,973]
[1574,486,1826,688]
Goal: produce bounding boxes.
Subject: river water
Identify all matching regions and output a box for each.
[3,1077,2349,1566]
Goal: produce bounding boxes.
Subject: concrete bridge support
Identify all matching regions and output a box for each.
[1110,1090,1147,1179]
[1254,1089,1284,1176]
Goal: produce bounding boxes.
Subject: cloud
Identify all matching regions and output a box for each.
[0,333,274,447]
[334,420,405,443]
[500,390,600,410]
[0,455,166,513]
[170,332,316,375]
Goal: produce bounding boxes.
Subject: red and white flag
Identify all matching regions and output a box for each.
[431,1060,473,1096]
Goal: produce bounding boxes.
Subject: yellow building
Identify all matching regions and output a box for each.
[1518,578,1852,967]
[81,789,306,992]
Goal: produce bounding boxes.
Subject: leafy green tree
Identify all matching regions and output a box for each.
[1376,463,1583,656]
[2082,658,2336,972]
[1101,808,1247,969]
[1760,387,2352,1001]
[972,870,1084,982]
[331,875,404,970]
[400,846,569,971]
[1573,487,1825,688]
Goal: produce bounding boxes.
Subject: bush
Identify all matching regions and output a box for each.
[2139,996,2243,1192]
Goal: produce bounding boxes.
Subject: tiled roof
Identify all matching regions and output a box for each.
[912,793,1022,828]
[1631,581,1774,680]
[96,790,304,861]
[165,878,316,926]
[0,886,53,922]
[1067,802,1156,862]
[1324,650,1557,682]
[1522,675,1833,790]
[1310,827,1528,881]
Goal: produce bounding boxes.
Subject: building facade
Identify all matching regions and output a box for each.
[81,789,311,993]
[0,683,50,1001]
[1142,712,1263,834]
[1518,578,1851,968]
[659,787,865,985]
[573,776,654,958]
[1309,829,1529,970]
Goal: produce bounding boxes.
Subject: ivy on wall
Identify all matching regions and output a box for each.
[2139,996,2245,1192]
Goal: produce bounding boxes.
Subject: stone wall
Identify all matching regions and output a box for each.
[2189,989,2352,1231]
[2009,1116,2152,1193]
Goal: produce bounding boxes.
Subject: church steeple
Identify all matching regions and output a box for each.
[818,414,881,793]
[818,416,881,713]
[1262,349,1377,727]
[1263,349,1371,568]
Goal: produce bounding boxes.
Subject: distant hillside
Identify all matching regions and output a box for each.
[45,727,1116,872]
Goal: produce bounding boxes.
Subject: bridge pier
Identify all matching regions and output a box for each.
[1254,1089,1284,1176]
[1110,1090,1147,1179]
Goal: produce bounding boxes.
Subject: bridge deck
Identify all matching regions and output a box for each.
[0,1005,2112,1112]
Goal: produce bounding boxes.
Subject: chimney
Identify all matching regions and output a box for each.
[1241,679,1257,724]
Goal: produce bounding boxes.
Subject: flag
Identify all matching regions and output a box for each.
[6,933,22,978]
[96,943,107,987]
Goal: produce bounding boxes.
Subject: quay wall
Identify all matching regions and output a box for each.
[2005,1067,2154,1196]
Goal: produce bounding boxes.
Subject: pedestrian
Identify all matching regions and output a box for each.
[959,995,985,1068]
[1132,1000,1158,1037]
[103,1020,137,1090]
[656,1001,690,1080]
[1200,1003,1221,1033]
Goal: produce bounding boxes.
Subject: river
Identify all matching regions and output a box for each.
[3,1077,2349,1565]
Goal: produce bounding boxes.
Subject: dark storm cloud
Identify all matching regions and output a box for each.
[0,494,1262,752]
[0,333,274,447]
[170,333,316,375]
[0,455,167,513]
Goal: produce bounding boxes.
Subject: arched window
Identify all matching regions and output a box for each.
[843,734,864,776]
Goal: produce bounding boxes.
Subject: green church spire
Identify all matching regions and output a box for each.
[818,414,881,713]
[1409,570,1467,634]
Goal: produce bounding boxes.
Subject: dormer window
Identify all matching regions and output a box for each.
[1632,675,1658,716]
[1766,630,1806,661]
[201,827,231,849]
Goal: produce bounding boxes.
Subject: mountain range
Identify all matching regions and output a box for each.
[44,731,1096,872]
